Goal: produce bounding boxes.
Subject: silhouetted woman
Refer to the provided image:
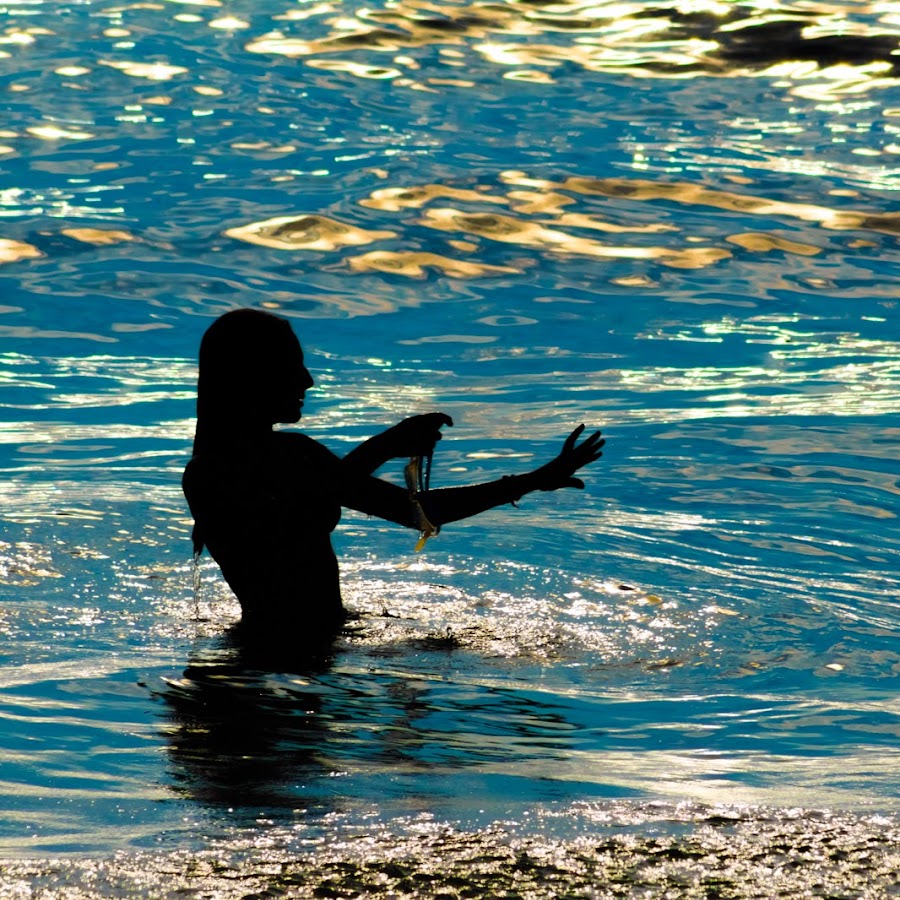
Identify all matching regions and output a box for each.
[183,309,603,643]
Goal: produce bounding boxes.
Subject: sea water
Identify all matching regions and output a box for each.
[0,0,899,862]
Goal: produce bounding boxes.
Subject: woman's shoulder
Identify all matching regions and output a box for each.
[272,430,340,464]
[183,432,342,495]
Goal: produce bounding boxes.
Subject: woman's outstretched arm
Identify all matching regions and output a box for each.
[422,425,604,525]
[341,425,604,527]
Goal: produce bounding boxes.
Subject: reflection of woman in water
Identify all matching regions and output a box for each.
[183,309,604,643]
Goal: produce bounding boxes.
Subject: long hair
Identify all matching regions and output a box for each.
[193,308,299,451]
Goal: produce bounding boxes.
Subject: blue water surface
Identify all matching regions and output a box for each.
[0,0,899,855]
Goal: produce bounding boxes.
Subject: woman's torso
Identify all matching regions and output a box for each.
[183,432,346,631]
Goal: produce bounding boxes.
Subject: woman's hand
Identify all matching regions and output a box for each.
[342,413,452,476]
[382,412,453,458]
[532,425,604,491]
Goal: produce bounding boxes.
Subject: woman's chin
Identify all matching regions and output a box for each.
[272,408,302,425]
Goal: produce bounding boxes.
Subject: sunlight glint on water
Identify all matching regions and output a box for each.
[0,0,898,855]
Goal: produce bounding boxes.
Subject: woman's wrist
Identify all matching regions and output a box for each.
[501,472,536,504]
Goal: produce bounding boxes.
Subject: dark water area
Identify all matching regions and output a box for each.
[1,0,900,893]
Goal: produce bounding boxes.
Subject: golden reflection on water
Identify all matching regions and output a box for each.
[517,173,900,236]
[726,232,822,256]
[348,250,517,278]
[98,60,188,81]
[224,164,900,281]
[2,0,898,293]
[4,0,898,103]
[225,215,397,251]
[60,228,135,246]
[360,184,505,211]
[242,0,900,99]
[26,124,94,141]
[0,240,42,264]
[422,207,731,268]
[306,58,404,79]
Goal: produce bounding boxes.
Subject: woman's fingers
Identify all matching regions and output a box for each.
[563,427,603,462]
[583,434,605,461]
[563,423,586,453]
[423,412,453,429]
[533,425,604,491]
[393,413,454,455]
[565,429,604,477]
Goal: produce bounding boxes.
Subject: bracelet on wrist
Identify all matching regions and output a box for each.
[501,474,525,507]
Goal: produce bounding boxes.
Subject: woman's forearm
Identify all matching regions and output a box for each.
[342,433,391,475]
[340,467,538,531]
[423,426,603,525]
[343,423,603,530]
[421,472,540,526]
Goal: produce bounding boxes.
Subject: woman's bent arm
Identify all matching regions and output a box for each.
[342,413,453,475]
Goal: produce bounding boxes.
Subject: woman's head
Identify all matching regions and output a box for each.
[196,308,314,431]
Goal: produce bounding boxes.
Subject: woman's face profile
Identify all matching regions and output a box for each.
[268,335,314,424]
[197,309,314,427]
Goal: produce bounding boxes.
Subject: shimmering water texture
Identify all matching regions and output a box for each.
[1,0,900,887]
[2,806,900,899]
